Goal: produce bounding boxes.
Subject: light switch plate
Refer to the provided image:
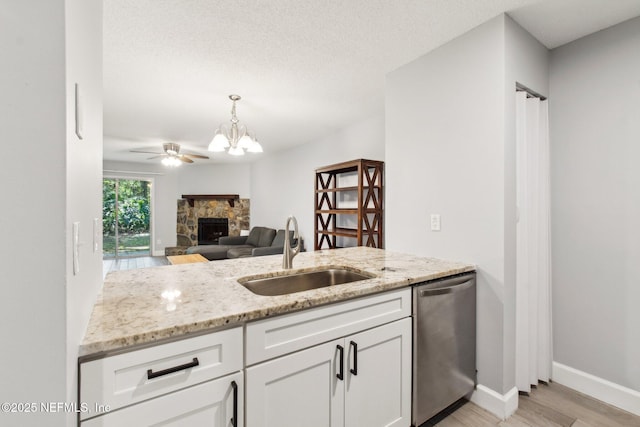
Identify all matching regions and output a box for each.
[73,222,80,275]
[430,214,441,231]
[75,83,83,140]
[93,218,100,253]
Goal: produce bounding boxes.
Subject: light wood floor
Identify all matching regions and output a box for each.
[103,255,168,277]
[425,382,640,427]
[103,258,639,427]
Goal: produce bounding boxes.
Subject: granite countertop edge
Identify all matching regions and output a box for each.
[80,247,475,358]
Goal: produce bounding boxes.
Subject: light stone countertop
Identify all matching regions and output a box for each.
[80,247,475,358]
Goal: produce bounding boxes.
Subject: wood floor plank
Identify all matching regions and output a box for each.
[532,383,640,427]
[570,419,596,427]
[498,413,534,427]
[463,402,503,424]
[448,408,497,427]
[514,403,564,427]
[433,414,467,427]
[517,397,574,426]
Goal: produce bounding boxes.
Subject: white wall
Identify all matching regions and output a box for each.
[387,15,507,394]
[386,14,549,397]
[65,0,104,422]
[550,16,640,391]
[0,3,67,425]
[0,1,103,425]
[177,162,251,198]
[103,161,251,254]
[250,113,385,248]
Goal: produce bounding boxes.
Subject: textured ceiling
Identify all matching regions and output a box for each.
[103,0,640,165]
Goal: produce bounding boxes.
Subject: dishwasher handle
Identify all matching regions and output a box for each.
[418,277,474,297]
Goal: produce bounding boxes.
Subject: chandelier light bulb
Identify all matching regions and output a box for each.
[237,134,254,149]
[247,135,263,153]
[208,130,229,152]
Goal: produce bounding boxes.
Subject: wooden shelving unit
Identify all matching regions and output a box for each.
[314,159,384,250]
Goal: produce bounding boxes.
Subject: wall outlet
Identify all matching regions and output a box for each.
[157,239,162,245]
[430,214,441,231]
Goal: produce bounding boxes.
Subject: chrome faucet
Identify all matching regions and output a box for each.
[283,215,302,269]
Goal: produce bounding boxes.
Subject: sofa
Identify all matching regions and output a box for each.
[186,226,303,261]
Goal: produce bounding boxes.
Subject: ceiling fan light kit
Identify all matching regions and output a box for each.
[208,94,263,156]
[130,142,209,166]
[161,156,182,167]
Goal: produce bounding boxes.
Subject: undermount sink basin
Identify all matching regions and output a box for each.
[239,267,375,296]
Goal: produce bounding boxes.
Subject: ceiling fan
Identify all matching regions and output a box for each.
[130,143,209,166]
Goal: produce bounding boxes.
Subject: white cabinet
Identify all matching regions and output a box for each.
[80,326,243,426]
[246,339,343,427]
[82,371,243,427]
[344,318,411,427]
[79,288,412,427]
[245,289,411,427]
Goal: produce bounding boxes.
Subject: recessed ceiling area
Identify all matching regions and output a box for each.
[103,0,640,165]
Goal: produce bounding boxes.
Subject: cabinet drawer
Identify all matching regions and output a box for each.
[80,327,242,420]
[246,288,410,365]
[81,371,243,426]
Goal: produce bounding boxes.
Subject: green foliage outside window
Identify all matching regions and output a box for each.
[103,178,151,235]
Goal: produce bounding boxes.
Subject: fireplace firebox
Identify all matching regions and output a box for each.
[198,218,229,245]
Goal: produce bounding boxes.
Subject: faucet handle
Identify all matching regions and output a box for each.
[291,235,302,255]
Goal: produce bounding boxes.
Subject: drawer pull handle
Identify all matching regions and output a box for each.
[350,341,358,376]
[231,380,238,427]
[336,345,344,381]
[146,357,199,380]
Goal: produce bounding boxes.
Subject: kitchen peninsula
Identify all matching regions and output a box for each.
[79,247,475,426]
[81,247,474,356]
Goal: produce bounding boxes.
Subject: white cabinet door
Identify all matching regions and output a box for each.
[246,339,344,427]
[82,371,243,427]
[246,318,411,427]
[344,318,412,427]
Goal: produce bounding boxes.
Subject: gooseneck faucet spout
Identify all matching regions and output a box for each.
[283,215,302,269]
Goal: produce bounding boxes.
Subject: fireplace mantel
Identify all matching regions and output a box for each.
[181,194,239,207]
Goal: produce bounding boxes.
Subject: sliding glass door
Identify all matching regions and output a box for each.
[103,178,152,258]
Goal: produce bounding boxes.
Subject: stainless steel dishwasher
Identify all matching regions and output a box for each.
[412,272,476,426]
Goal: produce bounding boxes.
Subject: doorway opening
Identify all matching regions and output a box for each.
[103,178,152,259]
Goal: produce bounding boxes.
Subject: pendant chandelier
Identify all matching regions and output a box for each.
[208,94,263,156]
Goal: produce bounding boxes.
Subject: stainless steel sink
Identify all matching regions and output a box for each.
[239,268,374,296]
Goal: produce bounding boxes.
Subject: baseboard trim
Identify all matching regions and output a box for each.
[552,361,640,416]
[470,384,518,420]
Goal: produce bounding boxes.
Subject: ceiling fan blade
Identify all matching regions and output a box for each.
[131,150,163,154]
[147,155,168,160]
[179,156,194,163]
[183,153,209,159]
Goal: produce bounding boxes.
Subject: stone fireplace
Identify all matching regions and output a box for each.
[166,196,250,255]
[197,218,229,245]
